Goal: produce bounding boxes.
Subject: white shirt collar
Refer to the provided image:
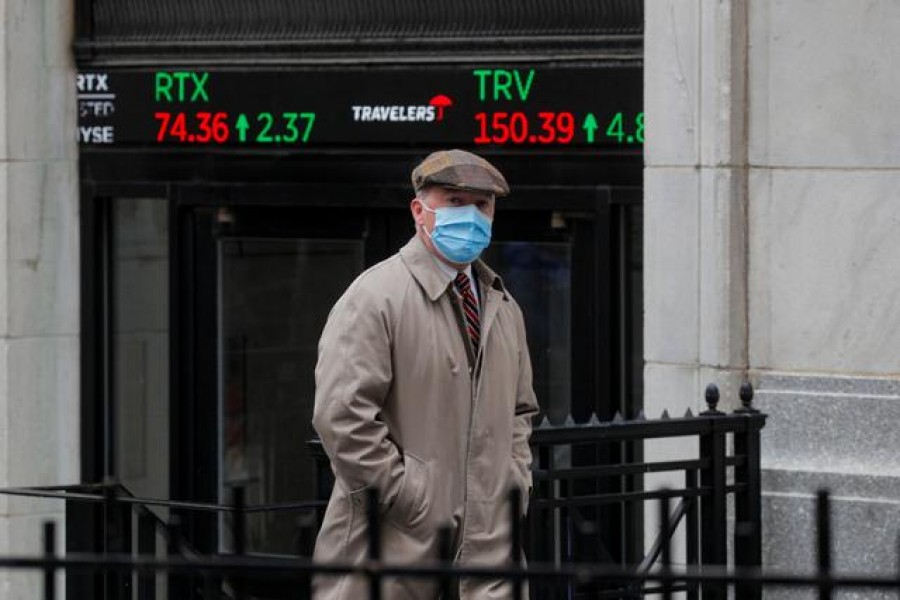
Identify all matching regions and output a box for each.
[431,255,478,304]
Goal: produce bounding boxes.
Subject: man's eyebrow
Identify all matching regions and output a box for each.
[447,193,490,203]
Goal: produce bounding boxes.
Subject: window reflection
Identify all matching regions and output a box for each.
[111,198,170,503]
[219,238,363,554]
[484,241,572,423]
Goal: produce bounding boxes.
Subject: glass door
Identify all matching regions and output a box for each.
[174,205,379,565]
[217,236,363,555]
[483,237,575,422]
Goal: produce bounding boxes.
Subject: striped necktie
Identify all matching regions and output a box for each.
[454,272,480,350]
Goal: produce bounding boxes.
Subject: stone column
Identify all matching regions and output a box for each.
[644,0,749,420]
[0,0,79,596]
[643,0,750,564]
[748,0,900,587]
[644,1,749,420]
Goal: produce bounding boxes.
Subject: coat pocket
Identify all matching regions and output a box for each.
[344,484,371,547]
[508,465,531,518]
[385,452,430,529]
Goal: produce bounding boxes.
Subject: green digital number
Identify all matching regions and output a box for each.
[282,112,299,143]
[635,112,644,143]
[606,112,625,143]
[256,112,275,143]
[299,112,316,143]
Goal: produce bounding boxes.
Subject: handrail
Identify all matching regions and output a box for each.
[0,484,325,514]
[636,497,692,575]
[531,411,766,445]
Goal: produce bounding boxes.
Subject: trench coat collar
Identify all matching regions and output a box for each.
[399,235,508,302]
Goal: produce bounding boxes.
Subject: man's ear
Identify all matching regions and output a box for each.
[410,197,423,225]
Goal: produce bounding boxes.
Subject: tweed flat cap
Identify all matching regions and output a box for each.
[411,149,509,197]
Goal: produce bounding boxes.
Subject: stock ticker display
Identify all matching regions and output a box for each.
[77,66,642,150]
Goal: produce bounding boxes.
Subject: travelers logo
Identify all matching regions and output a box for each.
[351,94,454,123]
[428,95,452,121]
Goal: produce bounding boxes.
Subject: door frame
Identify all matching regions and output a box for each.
[75,176,642,589]
[77,178,638,493]
[173,180,621,499]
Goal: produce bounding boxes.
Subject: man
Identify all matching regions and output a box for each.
[312,149,539,599]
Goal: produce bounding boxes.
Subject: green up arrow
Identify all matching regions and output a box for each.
[582,113,598,144]
[234,114,250,143]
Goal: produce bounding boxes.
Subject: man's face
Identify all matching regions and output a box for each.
[410,186,496,267]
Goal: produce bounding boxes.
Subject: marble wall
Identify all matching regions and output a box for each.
[0,0,79,597]
[747,1,900,590]
[748,0,900,373]
[645,0,900,594]
[643,0,751,568]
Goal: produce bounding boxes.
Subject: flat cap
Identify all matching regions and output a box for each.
[411,149,509,197]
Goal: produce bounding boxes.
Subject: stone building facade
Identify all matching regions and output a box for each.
[0,0,79,595]
[645,0,900,590]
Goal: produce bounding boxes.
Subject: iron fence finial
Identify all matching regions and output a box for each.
[702,383,724,416]
[736,380,759,414]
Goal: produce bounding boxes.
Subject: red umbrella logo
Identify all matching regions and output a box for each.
[429,94,453,122]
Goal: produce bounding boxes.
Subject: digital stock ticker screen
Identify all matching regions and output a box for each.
[77,66,642,151]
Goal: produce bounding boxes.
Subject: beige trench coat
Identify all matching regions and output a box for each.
[312,235,539,599]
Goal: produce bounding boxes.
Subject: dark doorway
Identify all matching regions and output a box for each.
[77,165,642,599]
[174,183,635,558]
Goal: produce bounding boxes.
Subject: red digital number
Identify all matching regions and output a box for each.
[474,111,574,145]
[556,112,575,144]
[196,112,229,143]
[536,112,556,144]
[154,112,171,143]
[491,112,510,143]
[474,113,490,145]
[509,112,528,143]
[196,112,213,143]
[154,112,188,142]
[169,113,188,142]
[211,113,229,143]
[154,111,229,144]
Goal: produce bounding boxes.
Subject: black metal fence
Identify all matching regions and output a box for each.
[4,489,900,599]
[3,383,897,599]
[523,381,765,599]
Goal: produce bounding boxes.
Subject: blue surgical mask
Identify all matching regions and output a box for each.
[420,198,493,264]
